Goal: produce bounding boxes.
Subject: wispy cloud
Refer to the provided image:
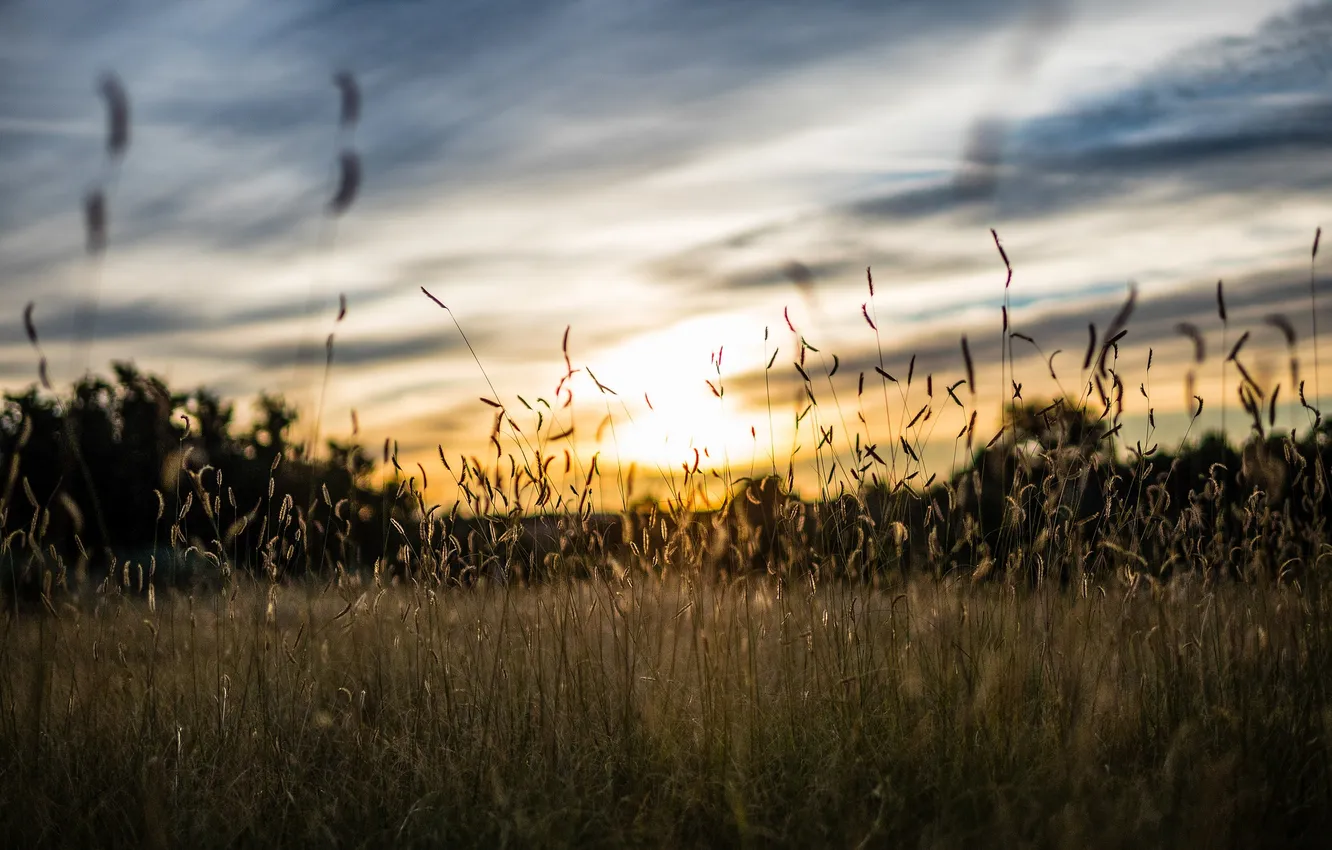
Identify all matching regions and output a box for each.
[0,0,1323,481]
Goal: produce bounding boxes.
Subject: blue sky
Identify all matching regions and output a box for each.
[1,0,1329,499]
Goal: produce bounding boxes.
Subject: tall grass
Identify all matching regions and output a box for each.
[3,572,1331,848]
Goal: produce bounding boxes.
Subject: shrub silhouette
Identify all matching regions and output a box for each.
[0,363,402,597]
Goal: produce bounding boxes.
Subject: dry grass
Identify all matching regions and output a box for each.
[3,572,1331,848]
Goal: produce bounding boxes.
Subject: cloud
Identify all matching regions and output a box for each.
[638,1,1330,313]
[225,326,485,370]
[867,1,1332,224]
[0,0,1321,478]
[0,299,188,346]
[0,0,1041,263]
[0,280,415,349]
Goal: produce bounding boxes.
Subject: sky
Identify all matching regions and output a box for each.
[1,0,1330,506]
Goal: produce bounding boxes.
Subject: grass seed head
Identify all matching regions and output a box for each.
[84,190,107,253]
[333,71,361,129]
[98,72,130,158]
[328,151,361,215]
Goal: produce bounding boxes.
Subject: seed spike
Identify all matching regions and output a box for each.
[1082,323,1097,371]
[23,303,38,347]
[98,72,130,158]
[333,71,360,129]
[1175,322,1205,364]
[991,229,1011,291]
[328,151,361,215]
[84,190,107,254]
[961,336,975,394]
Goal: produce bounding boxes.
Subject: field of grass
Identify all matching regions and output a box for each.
[3,572,1331,848]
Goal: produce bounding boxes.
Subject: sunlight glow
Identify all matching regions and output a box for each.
[583,311,786,476]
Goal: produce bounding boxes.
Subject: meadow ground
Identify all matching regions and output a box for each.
[2,570,1330,848]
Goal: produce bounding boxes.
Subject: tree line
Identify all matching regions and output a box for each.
[4,364,1331,601]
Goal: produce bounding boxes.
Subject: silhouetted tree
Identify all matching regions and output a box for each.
[0,364,412,600]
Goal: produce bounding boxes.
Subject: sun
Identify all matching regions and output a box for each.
[582,311,781,475]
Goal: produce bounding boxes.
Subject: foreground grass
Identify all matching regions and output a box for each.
[2,573,1330,848]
